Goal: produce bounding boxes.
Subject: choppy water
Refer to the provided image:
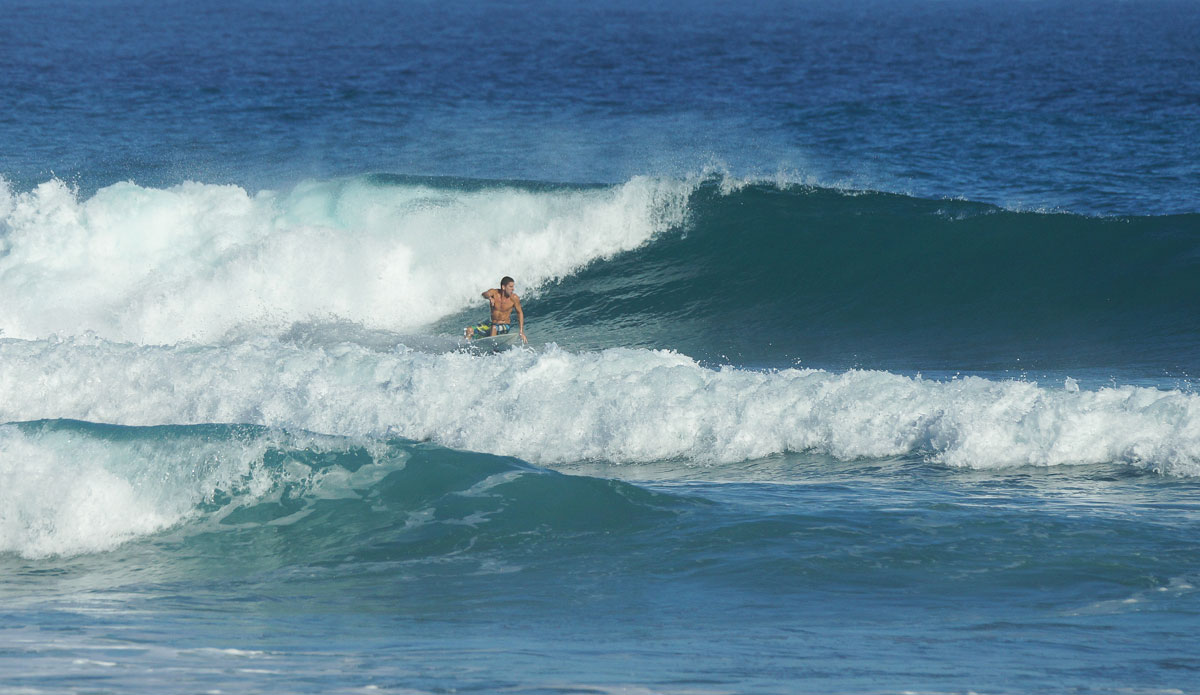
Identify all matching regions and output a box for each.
[3,1,1200,694]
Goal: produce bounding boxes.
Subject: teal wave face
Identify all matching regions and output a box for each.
[507,183,1200,373]
[0,420,690,565]
[5,419,1195,613]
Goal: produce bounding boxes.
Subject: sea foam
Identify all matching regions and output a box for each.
[0,176,693,344]
[1,337,1198,476]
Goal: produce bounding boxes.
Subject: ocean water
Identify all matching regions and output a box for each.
[2,1,1200,693]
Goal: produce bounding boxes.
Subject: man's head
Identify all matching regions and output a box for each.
[500,276,515,296]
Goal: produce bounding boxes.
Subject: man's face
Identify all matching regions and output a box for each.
[502,281,514,296]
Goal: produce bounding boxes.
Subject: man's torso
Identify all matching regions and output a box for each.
[488,290,518,324]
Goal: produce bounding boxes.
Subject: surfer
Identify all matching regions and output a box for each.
[465,276,527,343]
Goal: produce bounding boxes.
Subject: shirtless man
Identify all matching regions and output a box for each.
[465,276,527,343]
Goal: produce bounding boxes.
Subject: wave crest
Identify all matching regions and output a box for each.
[0,175,693,344]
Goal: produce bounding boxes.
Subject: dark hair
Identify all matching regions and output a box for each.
[500,276,514,287]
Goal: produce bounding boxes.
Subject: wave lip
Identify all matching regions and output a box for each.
[0,420,422,560]
[0,423,179,559]
[0,175,694,344]
[0,421,288,558]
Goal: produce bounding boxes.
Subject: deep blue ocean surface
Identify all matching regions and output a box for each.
[2,1,1200,693]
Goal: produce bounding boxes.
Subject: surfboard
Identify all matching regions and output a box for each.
[467,332,522,352]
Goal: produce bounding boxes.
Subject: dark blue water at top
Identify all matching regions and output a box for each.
[2,0,1198,215]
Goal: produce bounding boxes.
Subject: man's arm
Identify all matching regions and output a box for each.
[514,295,526,343]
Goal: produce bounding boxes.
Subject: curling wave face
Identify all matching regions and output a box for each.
[3,174,1198,373]
[0,420,684,561]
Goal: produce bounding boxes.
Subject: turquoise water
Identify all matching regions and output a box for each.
[3,1,1200,693]
[5,422,1199,693]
